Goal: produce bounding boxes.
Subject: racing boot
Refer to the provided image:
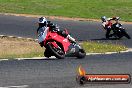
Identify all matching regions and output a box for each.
[44,49,51,58]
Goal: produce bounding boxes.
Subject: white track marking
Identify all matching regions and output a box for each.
[86,48,132,55]
[17,37,23,39]
[17,56,56,60]
[0,85,29,88]
[0,59,8,61]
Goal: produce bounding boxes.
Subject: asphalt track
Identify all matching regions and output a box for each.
[0,14,132,88]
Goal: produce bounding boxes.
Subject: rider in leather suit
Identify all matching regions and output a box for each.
[37,17,76,47]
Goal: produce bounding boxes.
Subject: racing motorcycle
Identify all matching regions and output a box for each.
[37,27,86,59]
[111,23,131,39]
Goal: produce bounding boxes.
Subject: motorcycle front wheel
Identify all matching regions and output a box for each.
[47,43,65,59]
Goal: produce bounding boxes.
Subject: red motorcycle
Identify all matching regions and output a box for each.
[38,27,86,59]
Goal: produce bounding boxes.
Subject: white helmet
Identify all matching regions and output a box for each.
[38,17,47,24]
[101,16,107,22]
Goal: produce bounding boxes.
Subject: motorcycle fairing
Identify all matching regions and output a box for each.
[44,31,71,52]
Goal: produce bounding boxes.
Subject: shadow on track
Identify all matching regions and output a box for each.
[78,38,121,42]
[90,38,120,41]
[24,58,58,61]
[23,57,83,61]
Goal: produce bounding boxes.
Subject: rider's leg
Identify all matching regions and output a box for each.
[106,28,111,39]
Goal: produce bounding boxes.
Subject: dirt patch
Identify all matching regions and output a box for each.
[0,37,43,58]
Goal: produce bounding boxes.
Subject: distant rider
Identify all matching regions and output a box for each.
[101,16,115,38]
[37,17,76,47]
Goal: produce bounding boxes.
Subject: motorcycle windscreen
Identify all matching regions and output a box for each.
[38,27,48,43]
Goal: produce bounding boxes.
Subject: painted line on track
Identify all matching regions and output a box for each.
[12,48,132,60]
[0,59,9,61]
[16,56,56,60]
[0,49,132,61]
[0,85,29,88]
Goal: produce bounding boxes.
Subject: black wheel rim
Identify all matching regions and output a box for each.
[53,47,64,55]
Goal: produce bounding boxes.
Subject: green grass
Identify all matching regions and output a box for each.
[0,0,132,21]
[82,41,127,53]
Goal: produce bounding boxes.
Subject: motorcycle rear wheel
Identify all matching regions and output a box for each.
[123,31,131,39]
[77,49,86,59]
[47,44,65,59]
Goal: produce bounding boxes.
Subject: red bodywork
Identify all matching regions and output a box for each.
[43,28,71,52]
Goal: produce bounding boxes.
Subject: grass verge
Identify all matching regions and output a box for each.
[82,41,127,53]
[0,37,44,59]
[0,0,132,21]
[0,37,127,59]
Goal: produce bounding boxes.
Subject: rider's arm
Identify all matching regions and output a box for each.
[48,22,60,32]
[102,22,106,28]
[102,21,108,30]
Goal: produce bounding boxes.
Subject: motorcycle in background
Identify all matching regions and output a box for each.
[111,23,131,39]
